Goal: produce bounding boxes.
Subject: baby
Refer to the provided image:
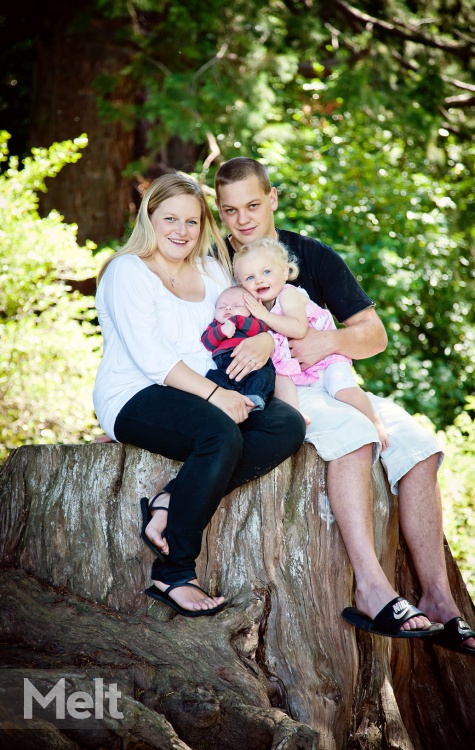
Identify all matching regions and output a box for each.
[201,286,276,410]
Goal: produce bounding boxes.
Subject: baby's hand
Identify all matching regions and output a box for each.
[244,293,268,321]
[221,320,236,338]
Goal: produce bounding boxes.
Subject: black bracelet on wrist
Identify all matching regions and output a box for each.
[206,385,219,401]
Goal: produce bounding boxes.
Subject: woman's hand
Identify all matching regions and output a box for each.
[226,333,275,382]
[164,361,252,422]
[209,387,254,423]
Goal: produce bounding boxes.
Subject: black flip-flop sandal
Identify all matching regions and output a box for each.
[342,596,444,639]
[430,616,475,655]
[144,581,228,617]
[140,493,168,561]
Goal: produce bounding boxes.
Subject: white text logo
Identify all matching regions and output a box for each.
[23,678,124,720]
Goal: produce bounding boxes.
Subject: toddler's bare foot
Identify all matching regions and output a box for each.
[374,418,389,451]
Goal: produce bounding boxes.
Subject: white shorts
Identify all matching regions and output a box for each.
[297,381,443,494]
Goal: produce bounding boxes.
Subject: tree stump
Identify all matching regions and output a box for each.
[0,443,474,750]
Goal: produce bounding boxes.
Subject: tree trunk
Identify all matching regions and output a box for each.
[30,0,135,245]
[1,443,474,750]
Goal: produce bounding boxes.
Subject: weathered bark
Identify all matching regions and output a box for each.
[29,3,204,247]
[0,443,474,750]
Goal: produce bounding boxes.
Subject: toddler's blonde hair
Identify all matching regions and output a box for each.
[233,236,299,282]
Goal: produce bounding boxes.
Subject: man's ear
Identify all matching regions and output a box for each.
[269,186,278,211]
[216,200,224,221]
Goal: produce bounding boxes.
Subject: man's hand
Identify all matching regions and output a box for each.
[289,307,388,368]
[288,329,335,370]
[226,332,274,382]
[221,320,236,338]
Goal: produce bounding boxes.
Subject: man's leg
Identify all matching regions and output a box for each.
[327,446,431,632]
[398,456,475,647]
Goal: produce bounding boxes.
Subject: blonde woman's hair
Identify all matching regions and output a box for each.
[97,173,231,284]
[233,236,299,282]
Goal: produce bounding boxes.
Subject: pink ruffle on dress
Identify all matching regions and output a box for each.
[271,285,352,385]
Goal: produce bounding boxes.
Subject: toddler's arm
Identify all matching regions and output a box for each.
[244,287,309,339]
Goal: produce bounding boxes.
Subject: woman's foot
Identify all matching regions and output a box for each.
[146,492,170,556]
[151,578,226,613]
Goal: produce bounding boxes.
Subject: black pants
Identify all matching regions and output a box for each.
[115,385,305,584]
[206,351,275,408]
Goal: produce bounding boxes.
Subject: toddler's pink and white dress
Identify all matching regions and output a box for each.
[270,285,352,385]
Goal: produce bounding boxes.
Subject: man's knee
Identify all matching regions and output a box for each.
[329,442,373,467]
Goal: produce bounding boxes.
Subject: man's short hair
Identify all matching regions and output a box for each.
[215,157,272,200]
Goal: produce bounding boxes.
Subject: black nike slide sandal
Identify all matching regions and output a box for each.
[342,596,444,638]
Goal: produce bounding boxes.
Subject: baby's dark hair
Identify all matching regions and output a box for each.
[233,236,299,281]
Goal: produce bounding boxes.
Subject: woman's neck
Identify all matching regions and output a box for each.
[150,253,186,288]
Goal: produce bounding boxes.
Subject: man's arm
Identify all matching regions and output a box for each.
[288,307,387,370]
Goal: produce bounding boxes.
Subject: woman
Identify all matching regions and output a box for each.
[93,173,306,617]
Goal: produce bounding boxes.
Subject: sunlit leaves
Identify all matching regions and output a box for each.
[0,135,107,462]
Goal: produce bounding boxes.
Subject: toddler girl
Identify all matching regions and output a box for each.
[233,237,388,449]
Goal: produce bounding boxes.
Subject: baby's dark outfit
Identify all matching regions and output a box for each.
[201,315,275,410]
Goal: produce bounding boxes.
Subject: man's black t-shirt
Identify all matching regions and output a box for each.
[225,229,374,324]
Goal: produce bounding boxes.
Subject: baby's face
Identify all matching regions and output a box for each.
[214,287,250,323]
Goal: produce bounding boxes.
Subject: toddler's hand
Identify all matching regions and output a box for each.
[221,320,236,338]
[244,293,267,321]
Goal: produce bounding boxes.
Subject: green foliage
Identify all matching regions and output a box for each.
[0,133,107,463]
[253,108,475,429]
[173,0,474,429]
[437,404,475,599]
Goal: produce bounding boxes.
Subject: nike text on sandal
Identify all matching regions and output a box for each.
[430,616,475,656]
[144,581,228,617]
[140,494,168,561]
[341,596,444,638]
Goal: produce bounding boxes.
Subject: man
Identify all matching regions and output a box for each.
[214,156,475,650]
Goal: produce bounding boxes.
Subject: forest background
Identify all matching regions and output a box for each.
[1,0,474,594]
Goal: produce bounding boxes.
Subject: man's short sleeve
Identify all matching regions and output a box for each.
[277,229,374,323]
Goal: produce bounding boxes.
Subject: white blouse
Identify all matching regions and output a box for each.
[93,254,231,439]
